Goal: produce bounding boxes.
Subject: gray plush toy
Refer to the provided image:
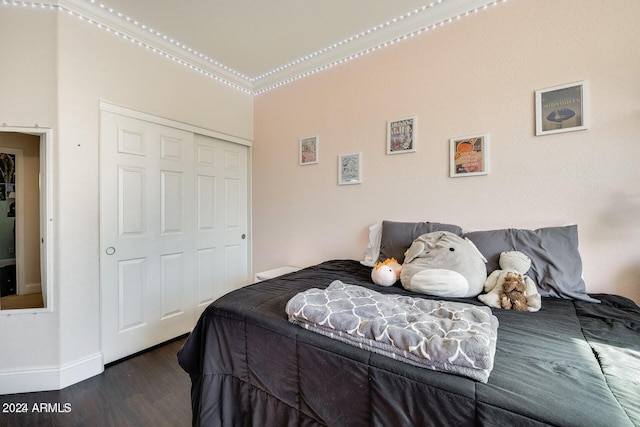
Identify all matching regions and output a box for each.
[400,231,488,298]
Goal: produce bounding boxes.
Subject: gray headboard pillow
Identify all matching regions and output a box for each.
[463,225,599,303]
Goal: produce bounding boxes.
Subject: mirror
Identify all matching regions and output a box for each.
[0,128,51,312]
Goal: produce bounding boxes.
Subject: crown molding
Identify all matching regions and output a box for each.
[6,0,507,94]
[251,0,507,94]
[56,0,254,93]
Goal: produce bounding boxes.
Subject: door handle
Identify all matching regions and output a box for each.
[241,234,246,240]
[105,247,116,255]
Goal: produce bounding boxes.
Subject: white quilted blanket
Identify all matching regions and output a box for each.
[285,280,499,382]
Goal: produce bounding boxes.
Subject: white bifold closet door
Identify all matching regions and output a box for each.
[100,111,248,364]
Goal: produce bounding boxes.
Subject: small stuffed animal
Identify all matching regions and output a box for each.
[371,258,402,287]
[400,231,487,297]
[500,272,529,311]
[478,251,541,312]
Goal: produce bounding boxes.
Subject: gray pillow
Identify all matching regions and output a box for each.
[463,225,599,303]
[378,220,463,264]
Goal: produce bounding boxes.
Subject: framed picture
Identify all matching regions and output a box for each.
[387,116,416,154]
[450,133,489,177]
[535,81,589,136]
[338,152,362,185]
[299,135,319,165]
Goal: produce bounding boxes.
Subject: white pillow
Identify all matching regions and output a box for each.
[360,222,382,267]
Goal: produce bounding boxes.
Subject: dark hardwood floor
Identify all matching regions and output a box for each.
[0,336,192,427]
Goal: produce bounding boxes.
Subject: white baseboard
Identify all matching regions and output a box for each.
[59,352,104,389]
[0,352,103,395]
[0,366,61,395]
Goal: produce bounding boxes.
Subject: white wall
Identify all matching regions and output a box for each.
[253,0,640,305]
[0,6,253,392]
[0,8,60,374]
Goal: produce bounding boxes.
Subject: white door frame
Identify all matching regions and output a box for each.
[99,103,253,147]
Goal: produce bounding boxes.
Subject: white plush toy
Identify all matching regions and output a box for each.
[478,251,542,312]
[371,258,402,287]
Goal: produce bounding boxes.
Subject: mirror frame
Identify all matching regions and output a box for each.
[0,126,53,314]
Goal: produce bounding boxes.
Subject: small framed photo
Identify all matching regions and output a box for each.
[299,135,319,165]
[387,116,416,154]
[535,81,589,136]
[338,152,362,185]
[450,133,489,178]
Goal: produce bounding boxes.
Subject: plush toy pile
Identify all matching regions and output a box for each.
[369,233,542,312]
[478,251,541,312]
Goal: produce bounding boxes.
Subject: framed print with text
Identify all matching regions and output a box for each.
[299,135,319,165]
[387,116,416,154]
[536,81,589,136]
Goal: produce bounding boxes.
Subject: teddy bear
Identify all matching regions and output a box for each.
[500,271,530,311]
[478,251,541,312]
[400,231,487,297]
[371,258,402,287]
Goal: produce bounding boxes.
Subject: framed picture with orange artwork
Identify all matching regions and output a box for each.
[449,133,488,178]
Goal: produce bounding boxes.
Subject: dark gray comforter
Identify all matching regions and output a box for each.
[178,260,640,426]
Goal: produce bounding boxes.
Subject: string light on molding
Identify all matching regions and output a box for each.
[251,0,446,83]
[81,0,253,83]
[254,0,510,95]
[1,0,56,8]
[3,0,510,95]
[0,0,253,94]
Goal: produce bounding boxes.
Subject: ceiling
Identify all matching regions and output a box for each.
[59,0,504,93]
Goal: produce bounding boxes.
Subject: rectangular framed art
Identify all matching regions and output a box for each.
[535,81,589,136]
[338,152,362,185]
[299,135,319,165]
[387,116,416,154]
[450,133,488,178]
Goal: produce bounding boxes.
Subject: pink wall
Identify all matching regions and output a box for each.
[253,0,640,304]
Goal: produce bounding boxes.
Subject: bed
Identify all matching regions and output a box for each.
[178,221,640,426]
